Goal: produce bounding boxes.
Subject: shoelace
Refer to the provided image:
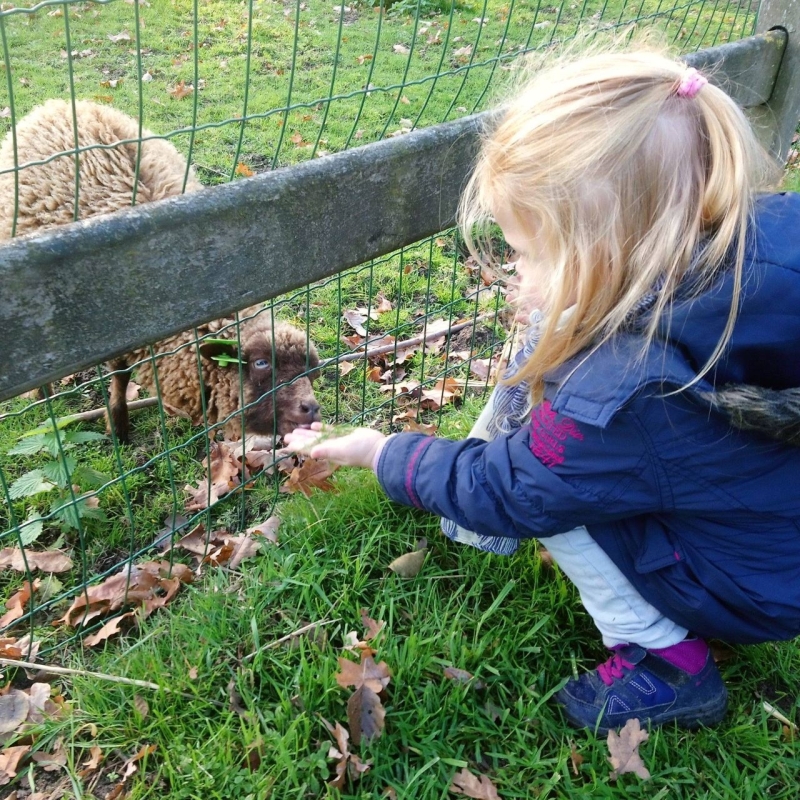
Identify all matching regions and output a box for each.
[597,653,635,687]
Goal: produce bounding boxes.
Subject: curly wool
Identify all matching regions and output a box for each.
[0,100,320,441]
[124,308,318,439]
[0,98,201,239]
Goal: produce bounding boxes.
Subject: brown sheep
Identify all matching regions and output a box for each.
[109,308,321,442]
[0,99,321,442]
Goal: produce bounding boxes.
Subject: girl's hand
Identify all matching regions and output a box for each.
[284,422,388,469]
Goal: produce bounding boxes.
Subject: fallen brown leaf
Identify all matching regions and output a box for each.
[342,308,378,336]
[168,79,193,99]
[184,440,246,511]
[246,516,280,544]
[30,737,66,772]
[82,611,136,647]
[227,535,263,570]
[419,377,461,411]
[235,163,254,177]
[0,692,29,734]
[321,718,372,789]
[280,457,339,497]
[0,639,22,660]
[374,292,393,313]
[322,718,350,789]
[401,418,437,436]
[335,653,391,693]
[387,549,427,578]
[347,683,386,746]
[607,718,650,780]
[0,579,40,628]
[359,609,385,641]
[123,744,156,779]
[78,744,104,777]
[133,695,149,719]
[449,767,501,799]
[569,741,584,776]
[0,549,72,574]
[0,745,31,786]
[443,667,473,684]
[59,561,193,636]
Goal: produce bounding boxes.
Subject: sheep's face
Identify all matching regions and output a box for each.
[242,318,321,436]
[199,320,322,438]
[241,334,321,437]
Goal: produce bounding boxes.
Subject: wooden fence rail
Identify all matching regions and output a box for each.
[1,0,798,403]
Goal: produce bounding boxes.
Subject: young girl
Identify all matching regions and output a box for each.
[286,46,800,734]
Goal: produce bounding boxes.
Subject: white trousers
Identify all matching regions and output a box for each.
[538,527,687,648]
[446,387,687,650]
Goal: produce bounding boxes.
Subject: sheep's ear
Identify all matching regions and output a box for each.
[199,338,242,367]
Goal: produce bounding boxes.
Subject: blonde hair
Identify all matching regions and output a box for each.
[459,43,780,403]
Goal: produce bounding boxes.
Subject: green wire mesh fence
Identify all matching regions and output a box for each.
[0,0,762,655]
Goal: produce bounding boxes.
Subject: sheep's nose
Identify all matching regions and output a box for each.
[300,400,321,420]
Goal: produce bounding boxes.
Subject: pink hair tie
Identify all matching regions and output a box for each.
[676,67,708,99]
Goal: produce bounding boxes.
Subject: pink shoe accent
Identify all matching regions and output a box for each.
[597,653,635,687]
[649,638,709,675]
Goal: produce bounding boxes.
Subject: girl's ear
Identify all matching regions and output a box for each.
[199,339,240,365]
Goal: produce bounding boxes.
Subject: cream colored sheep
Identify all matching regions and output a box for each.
[0,100,321,441]
[0,98,202,237]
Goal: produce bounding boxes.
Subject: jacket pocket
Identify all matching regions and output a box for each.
[633,523,683,574]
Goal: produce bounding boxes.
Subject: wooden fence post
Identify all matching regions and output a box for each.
[756,0,800,160]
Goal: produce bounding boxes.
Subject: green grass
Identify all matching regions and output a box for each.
[19,467,800,799]
[1,0,757,180]
[1,0,792,797]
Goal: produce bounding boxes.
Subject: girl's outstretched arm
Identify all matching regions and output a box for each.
[284,422,388,469]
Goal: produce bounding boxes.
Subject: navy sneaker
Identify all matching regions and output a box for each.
[556,639,728,734]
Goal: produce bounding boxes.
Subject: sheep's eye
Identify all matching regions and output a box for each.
[252,359,271,370]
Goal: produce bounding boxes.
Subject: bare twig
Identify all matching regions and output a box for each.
[763,701,798,729]
[242,618,339,662]
[0,657,225,707]
[322,312,497,367]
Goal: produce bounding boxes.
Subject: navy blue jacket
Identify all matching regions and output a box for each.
[375,193,800,644]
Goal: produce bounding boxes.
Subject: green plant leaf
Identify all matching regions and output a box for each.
[64,431,107,445]
[51,494,106,530]
[72,465,111,488]
[51,495,81,530]
[8,433,51,456]
[17,515,45,546]
[41,456,78,488]
[18,415,82,436]
[8,469,57,499]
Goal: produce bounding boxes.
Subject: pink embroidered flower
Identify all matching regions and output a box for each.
[529,401,583,467]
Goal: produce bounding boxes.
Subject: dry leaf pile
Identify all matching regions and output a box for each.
[163,518,279,571]
[337,308,515,422]
[183,436,339,509]
[0,683,67,786]
[322,610,390,790]
[183,438,273,511]
[56,560,193,648]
